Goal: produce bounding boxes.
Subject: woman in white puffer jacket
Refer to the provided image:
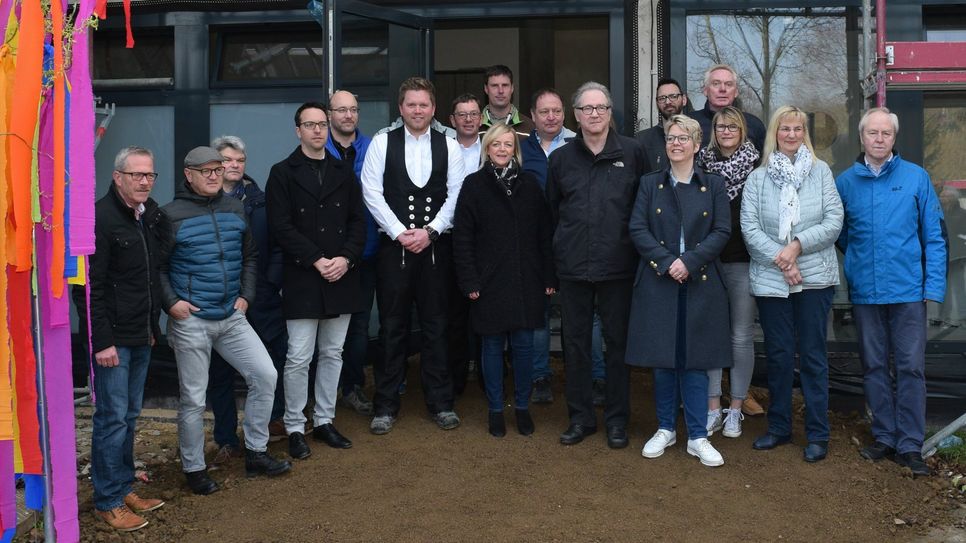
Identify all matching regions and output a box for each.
[740,105,843,463]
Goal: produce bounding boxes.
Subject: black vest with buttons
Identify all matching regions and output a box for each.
[383,126,448,230]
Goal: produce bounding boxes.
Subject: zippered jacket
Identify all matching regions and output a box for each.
[159,184,257,320]
[90,184,166,352]
[836,153,947,304]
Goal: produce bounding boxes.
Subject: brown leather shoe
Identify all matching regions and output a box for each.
[124,492,164,513]
[268,419,287,442]
[96,505,148,532]
[742,396,765,416]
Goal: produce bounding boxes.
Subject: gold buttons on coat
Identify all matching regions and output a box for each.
[702,211,708,217]
[649,261,657,269]
[700,186,707,192]
[656,208,662,214]
[701,274,708,281]
[658,184,664,189]
[659,241,665,246]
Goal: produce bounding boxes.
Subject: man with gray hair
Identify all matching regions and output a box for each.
[689,63,765,151]
[546,81,646,448]
[161,146,292,496]
[205,135,288,466]
[90,146,166,531]
[836,107,947,476]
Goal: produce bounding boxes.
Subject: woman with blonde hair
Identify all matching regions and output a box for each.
[452,123,557,437]
[740,105,843,462]
[627,114,732,467]
[697,106,763,439]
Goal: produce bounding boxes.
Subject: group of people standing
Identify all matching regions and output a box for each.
[87,60,946,533]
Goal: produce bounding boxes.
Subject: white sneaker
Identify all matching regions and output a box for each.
[706,409,723,436]
[687,438,724,467]
[642,429,676,458]
[722,408,744,438]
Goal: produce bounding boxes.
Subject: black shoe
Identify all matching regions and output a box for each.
[288,432,311,460]
[245,449,293,477]
[488,412,506,437]
[185,469,219,495]
[860,441,895,461]
[592,379,606,407]
[753,433,792,450]
[606,426,628,449]
[560,423,597,445]
[312,423,352,449]
[895,452,931,476]
[804,441,828,463]
[515,409,534,436]
[531,377,553,404]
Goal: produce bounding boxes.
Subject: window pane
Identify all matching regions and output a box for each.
[925,94,966,335]
[216,26,325,82]
[340,15,390,87]
[93,30,174,80]
[686,9,860,173]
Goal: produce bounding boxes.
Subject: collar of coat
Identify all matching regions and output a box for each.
[573,129,624,161]
[108,182,158,220]
[483,104,525,127]
[663,165,715,189]
[852,150,902,178]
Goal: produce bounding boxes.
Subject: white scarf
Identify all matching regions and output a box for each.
[766,146,813,242]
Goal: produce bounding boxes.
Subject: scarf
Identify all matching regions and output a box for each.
[696,141,759,201]
[766,145,813,242]
[485,158,520,195]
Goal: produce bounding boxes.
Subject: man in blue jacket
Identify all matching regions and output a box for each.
[836,107,947,476]
[161,146,292,495]
[326,90,376,416]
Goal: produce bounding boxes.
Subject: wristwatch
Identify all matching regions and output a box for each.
[342,256,355,270]
[423,225,440,242]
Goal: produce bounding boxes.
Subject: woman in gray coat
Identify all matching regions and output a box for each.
[740,105,843,463]
[626,115,732,467]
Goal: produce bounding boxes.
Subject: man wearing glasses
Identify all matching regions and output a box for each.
[161,146,291,496]
[90,147,167,531]
[636,77,689,173]
[546,82,647,449]
[689,63,765,151]
[450,93,484,175]
[325,90,378,419]
[265,102,367,460]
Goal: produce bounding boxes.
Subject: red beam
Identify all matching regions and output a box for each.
[886,70,966,86]
[887,42,966,70]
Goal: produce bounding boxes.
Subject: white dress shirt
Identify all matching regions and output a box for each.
[459,138,482,177]
[361,126,465,240]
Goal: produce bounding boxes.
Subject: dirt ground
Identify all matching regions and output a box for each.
[69,361,966,543]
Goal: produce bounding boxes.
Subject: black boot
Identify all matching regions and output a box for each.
[515,409,535,436]
[245,449,293,477]
[185,469,219,495]
[488,411,506,437]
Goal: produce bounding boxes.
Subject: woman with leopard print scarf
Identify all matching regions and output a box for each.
[696,106,763,441]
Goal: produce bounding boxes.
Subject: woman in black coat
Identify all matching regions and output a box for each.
[453,124,556,438]
[626,115,732,467]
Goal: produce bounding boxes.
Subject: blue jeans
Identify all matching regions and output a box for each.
[481,329,535,412]
[853,302,927,454]
[340,258,377,395]
[653,285,708,440]
[532,304,605,381]
[756,287,834,443]
[91,345,152,511]
[209,331,287,448]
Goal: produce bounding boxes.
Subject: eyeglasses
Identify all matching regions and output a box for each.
[656,93,682,103]
[454,112,481,120]
[714,124,740,133]
[665,134,693,144]
[118,171,158,182]
[575,105,612,115]
[188,166,225,177]
[329,107,359,115]
[298,121,329,131]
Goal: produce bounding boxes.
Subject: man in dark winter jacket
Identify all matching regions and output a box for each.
[161,146,291,497]
[90,146,166,532]
[266,102,367,460]
[205,135,288,466]
[688,63,765,152]
[635,77,688,173]
[546,82,647,449]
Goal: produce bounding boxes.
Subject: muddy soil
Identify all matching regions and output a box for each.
[70,362,965,543]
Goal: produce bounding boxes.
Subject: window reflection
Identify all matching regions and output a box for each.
[216,26,325,82]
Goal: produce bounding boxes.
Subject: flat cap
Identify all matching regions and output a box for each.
[184,146,226,167]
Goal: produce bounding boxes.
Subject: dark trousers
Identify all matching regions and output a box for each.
[340,258,377,395]
[558,278,632,428]
[373,237,454,416]
[853,302,927,454]
[447,274,476,396]
[756,287,834,443]
[208,331,287,447]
